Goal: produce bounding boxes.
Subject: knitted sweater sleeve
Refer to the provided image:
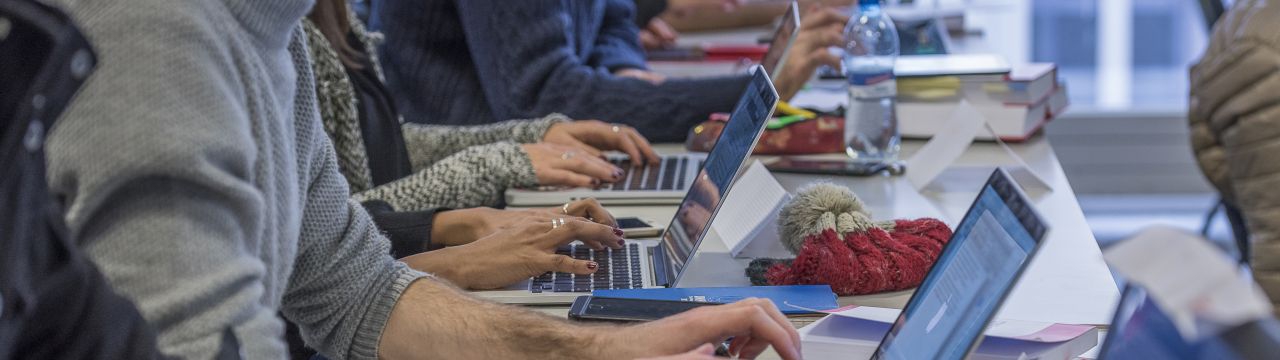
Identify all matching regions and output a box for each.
[282,31,427,360]
[400,113,566,169]
[353,142,539,210]
[589,0,648,71]
[452,0,750,142]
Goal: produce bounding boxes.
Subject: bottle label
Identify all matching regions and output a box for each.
[848,71,897,98]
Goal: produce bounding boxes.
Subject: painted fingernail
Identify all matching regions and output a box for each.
[587,262,598,270]
[613,227,624,237]
[612,168,623,179]
[617,239,626,247]
[591,178,601,186]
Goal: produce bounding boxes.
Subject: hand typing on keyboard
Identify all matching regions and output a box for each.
[399,216,625,290]
[541,120,660,167]
[429,198,617,247]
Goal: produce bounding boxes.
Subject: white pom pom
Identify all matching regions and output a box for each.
[775,182,869,254]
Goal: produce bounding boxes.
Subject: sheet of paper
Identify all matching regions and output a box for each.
[1103,225,1273,340]
[713,160,793,257]
[906,99,985,190]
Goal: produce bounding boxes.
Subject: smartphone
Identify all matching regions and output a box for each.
[616,217,663,238]
[767,157,901,176]
[568,296,722,323]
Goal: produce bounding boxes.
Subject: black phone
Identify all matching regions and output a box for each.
[568,296,722,323]
[766,157,900,176]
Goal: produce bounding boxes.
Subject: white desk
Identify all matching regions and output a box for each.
[526,137,1119,358]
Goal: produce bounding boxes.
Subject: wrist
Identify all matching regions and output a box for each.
[430,209,481,247]
[399,248,471,288]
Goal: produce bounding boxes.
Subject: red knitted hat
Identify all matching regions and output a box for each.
[746,183,953,296]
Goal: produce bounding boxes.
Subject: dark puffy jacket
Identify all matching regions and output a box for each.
[0,1,165,358]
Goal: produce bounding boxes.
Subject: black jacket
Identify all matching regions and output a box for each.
[0,1,167,358]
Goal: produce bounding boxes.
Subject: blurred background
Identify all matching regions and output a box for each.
[930,0,1234,252]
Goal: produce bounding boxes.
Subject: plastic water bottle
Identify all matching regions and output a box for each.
[843,0,900,164]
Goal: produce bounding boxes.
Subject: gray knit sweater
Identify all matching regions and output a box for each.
[44,0,425,359]
[302,18,561,210]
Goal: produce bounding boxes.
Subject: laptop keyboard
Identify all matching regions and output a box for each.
[606,157,706,191]
[530,243,643,293]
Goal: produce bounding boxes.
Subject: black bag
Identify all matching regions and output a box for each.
[0,2,166,358]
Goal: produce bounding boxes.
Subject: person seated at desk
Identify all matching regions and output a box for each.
[1190,0,1280,316]
[370,0,846,142]
[306,0,660,213]
[44,0,802,358]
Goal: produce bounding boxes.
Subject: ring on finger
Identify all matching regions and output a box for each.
[561,151,576,160]
[562,202,571,215]
[611,124,621,133]
[551,217,566,229]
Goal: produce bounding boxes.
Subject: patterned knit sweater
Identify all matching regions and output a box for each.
[44,0,425,358]
[371,0,751,142]
[302,18,563,210]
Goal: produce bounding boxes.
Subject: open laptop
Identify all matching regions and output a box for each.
[475,66,778,304]
[503,3,800,206]
[868,168,1049,360]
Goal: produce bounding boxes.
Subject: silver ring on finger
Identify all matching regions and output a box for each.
[611,124,621,133]
[561,151,576,160]
[551,217,566,229]
[562,202,571,215]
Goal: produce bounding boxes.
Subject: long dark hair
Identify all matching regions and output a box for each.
[307,0,364,70]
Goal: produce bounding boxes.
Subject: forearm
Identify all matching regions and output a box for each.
[379,278,612,359]
[402,115,567,169]
[356,142,537,210]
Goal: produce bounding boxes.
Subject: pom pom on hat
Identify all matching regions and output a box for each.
[748,182,953,296]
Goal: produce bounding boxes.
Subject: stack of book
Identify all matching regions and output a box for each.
[895,55,1068,142]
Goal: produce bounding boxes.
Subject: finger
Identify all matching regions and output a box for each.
[749,298,802,350]
[609,125,646,167]
[542,254,599,275]
[625,128,661,165]
[719,302,801,360]
[691,343,716,356]
[802,6,848,29]
[806,46,842,70]
[570,198,617,227]
[562,137,605,158]
[545,217,624,249]
[542,169,596,188]
[560,155,618,182]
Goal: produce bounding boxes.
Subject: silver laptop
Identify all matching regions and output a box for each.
[869,168,1049,360]
[474,66,779,304]
[503,3,801,206]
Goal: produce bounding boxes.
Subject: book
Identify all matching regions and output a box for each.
[800,305,1100,360]
[894,54,1012,79]
[592,285,838,315]
[899,63,1058,105]
[898,82,1070,142]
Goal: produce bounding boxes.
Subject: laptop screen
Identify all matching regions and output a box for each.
[874,169,1048,360]
[1098,285,1195,359]
[658,67,777,287]
[760,1,800,76]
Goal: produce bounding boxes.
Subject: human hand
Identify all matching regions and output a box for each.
[543,120,660,167]
[636,344,720,360]
[773,5,847,101]
[404,216,625,290]
[599,298,802,360]
[430,198,617,247]
[640,18,680,49]
[615,68,668,85]
[522,143,624,187]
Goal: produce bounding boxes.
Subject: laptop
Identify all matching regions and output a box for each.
[869,168,1049,360]
[1097,285,1196,359]
[474,66,779,304]
[503,3,800,206]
